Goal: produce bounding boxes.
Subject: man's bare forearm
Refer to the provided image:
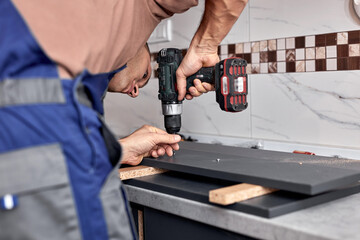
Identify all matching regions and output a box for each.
[191,0,248,53]
[176,0,248,100]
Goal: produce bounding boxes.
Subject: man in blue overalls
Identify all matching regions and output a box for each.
[0,0,247,239]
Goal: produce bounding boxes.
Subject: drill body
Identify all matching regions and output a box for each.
[157,48,248,134]
[157,48,183,134]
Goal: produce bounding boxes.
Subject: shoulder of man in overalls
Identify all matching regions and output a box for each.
[11,0,199,79]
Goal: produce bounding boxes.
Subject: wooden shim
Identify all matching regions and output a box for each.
[209,183,277,205]
[119,165,167,180]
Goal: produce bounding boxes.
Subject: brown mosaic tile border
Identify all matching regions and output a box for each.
[151,30,360,76]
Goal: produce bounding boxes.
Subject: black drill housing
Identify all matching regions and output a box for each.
[157,48,183,134]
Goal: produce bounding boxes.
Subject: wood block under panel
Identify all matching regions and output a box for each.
[209,183,277,205]
[119,165,167,180]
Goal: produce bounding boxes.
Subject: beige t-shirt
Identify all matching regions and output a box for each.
[12,0,198,78]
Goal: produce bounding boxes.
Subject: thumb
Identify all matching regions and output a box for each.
[176,68,187,101]
[152,134,181,145]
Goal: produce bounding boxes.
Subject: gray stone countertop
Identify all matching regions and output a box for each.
[125,185,360,240]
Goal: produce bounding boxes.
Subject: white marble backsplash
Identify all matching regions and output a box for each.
[249,0,360,41]
[251,71,360,149]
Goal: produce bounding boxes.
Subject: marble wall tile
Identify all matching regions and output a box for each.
[277,62,286,73]
[260,63,268,73]
[260,40,268,52]
[235,43,244,54]
[306,36,315,48]
[277,38,285,50]
[268,51,277,62]
[306,48,315,59]
[251,53,260,63]
[286,50,295,62]
[295,37,305,48]
[337,32,349,45]
[252,42,260,52]
[315,34,326,47]
[296,48,305,60]
[286,62,295,72]
[228,44,236,55]
[296,61,305,72]
[348,30,360,44]
[246,64,252,75]
[221,45,228,55]
[326,33,337,46]
[315,47,326,59]
[315,59,326,71]
[260,52,268,63]
[251,71,360,149]
[251,63,260,73]
[326,58,337,71]
[337,45,349,58]
[243,53,251,63]
[244,42,251,53]
[268,62,277,73]
[286,37,295,49]
[337,58,348,70]
[326,45,337,58]
[349,44,360,56]
[277,50,286,61]
[306,60,315,72]
[249,0,359,41]
[348,57,360,70]
[268,39,277,51]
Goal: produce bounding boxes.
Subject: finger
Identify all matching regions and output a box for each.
[188,86,202,97]
[202,82,215,91]
[152,133,181,145]
[170,143,180,151]
[193,79,207,93]
[156,147,166,156]
[165,145,174,156]
[150,150,159,158]
[176,68,187,101]
[185,94,193,100]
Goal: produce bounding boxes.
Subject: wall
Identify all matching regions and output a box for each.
[104,0,360,156]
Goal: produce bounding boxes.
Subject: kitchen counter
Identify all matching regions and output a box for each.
[125,184,360,240]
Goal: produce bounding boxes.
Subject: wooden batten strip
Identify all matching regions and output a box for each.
[119,165,167,180]
[209,183,277,205]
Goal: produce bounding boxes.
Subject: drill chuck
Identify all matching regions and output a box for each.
[164,115,181,134]
[162,103,182,134]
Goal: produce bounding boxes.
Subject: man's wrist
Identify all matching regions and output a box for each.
[190,35,218,55]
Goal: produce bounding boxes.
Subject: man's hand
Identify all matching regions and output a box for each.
[176,0,248,101]
[176,46,218,100]
[119,125,181,166]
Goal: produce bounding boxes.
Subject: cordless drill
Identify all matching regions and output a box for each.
[157,48,248,134]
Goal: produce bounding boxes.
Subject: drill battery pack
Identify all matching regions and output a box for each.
[214,58,248,112]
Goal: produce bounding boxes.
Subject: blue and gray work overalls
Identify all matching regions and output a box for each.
[0,1,136,239]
